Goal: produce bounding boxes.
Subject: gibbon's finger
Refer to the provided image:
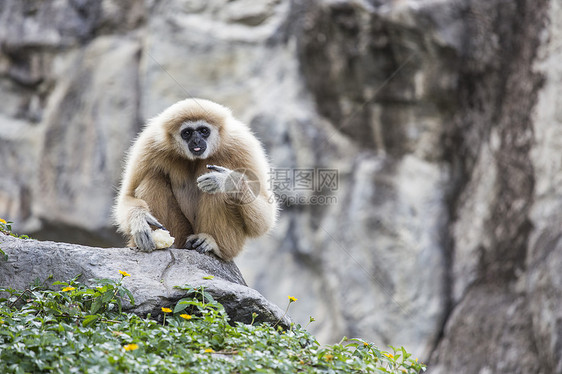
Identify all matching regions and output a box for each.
[186,235,204,249]
[197,172,221,183]
[196,174,213,183]
[206,165,230,173]
[195,241,211,254]
[198,179,221,194]
[197,179,212,190]
[191,237,205,248]
[134,230,156,252]
[145,213,165,230]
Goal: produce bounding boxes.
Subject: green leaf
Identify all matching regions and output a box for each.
[90,297,103,314]
[120,287,135,305]
[0,247,7,261]
[102,290,115,303]
[116,297,123,314]
[173,301,189,314]
[201,290,215,303]
[82,315,99,327]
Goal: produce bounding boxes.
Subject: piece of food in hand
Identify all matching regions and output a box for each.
[152,229,174,249]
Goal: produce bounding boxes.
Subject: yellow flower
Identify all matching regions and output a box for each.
[324,354,334,361]
[384,353,394,359]
[0,319,4,324]
[180,314,192,320]
[363,342,369,347]
[161,307,172,313]
[0,218,6,224]
[119,270,131,277]
[288,296,298,302]
[61,286,75,292]
[204,348,215,353]
[123,343,139,351]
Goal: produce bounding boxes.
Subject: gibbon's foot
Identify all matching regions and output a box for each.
[185,233,221,257]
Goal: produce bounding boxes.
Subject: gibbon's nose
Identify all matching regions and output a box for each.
[189,140,206,155]
[191,138,201,149]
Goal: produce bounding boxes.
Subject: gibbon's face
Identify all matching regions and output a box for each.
[178,120,219,160]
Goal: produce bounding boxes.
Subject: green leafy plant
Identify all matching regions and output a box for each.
[0,273,426,373]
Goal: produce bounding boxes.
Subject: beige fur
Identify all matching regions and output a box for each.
[114,98,277,261]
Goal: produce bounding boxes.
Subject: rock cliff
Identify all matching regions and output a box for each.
[1,1,561,372]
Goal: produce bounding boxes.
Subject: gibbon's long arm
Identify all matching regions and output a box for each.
[114,136,155,249]
[114,132,174,251]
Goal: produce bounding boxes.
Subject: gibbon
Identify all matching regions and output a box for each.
[114,98,277,261]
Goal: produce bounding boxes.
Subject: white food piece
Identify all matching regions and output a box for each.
[152,229,175,249]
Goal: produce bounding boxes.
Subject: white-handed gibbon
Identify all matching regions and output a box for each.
[114,98,277,261]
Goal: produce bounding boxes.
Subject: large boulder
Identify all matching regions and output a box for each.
[0,234,290,327]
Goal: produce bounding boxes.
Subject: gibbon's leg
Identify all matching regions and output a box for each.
[133,175,194,250]
[191,192,247,261]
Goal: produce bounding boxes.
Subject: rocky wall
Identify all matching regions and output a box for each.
[1,1,561,372]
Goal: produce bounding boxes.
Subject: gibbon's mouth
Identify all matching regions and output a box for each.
[189,145,206,156]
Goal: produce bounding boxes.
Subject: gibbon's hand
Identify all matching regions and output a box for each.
[133,214,166,252]
[197,165,248,194]
[197,166,230,194]
[133,227,155,252]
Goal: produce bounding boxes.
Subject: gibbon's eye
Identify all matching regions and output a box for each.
[198,127,210,138]
[181,129,193,140]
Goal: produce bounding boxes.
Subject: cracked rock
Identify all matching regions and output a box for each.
[0,234,290,328]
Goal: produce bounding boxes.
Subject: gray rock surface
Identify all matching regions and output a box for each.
[1,0,562,372]
[0,234,290,327]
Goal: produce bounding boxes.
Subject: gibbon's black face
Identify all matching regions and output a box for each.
[181,123,211,157]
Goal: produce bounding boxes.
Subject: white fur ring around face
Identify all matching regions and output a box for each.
[152,229,175,249]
